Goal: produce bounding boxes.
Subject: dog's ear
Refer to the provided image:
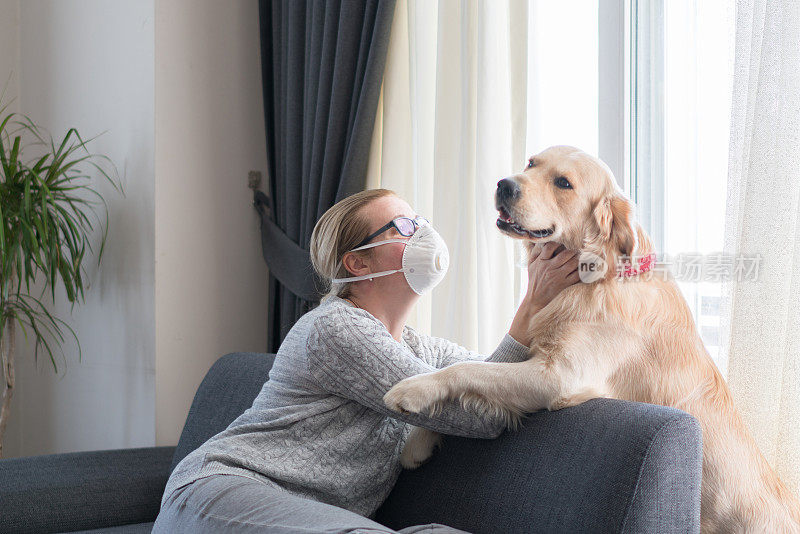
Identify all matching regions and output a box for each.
[592,192,637,257]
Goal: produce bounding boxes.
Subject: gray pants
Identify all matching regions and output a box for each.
[152,473,471,534]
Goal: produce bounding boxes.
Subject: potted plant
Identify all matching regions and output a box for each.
[0,86,124,457]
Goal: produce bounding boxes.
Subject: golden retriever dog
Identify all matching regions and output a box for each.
[383,145,800,533]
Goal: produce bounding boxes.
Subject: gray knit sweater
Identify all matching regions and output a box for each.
[161,295,531,519]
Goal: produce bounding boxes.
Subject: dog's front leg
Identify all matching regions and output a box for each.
[384,359,554,418]
[399,426,443,469]
[384,350,613,423]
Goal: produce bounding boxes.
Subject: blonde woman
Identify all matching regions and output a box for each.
[154,188,579,533]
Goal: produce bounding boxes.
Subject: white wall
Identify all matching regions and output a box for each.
[154,0,268,447]
[0,0,19,115]
[0,0,21,454]
[3,0,156,458]
[1,0,267,457]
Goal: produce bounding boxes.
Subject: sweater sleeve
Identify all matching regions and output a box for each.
[410,329,532,369]
[305,306,510,439]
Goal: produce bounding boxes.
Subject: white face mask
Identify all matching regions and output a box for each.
[331,224,450,295]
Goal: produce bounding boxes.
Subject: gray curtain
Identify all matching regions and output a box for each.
[256,0,396,352]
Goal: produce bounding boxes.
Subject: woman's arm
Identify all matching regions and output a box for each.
[305,306,509,439]
[418,242,579,368]
[411,330,533,369]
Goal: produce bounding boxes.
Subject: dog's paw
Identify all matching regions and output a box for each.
[399,427,443,469]
[383,375,447,415]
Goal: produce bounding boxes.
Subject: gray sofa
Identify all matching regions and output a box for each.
[0,352,703,533]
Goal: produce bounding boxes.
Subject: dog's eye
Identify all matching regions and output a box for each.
[526,158,535,169]
[554,176,572,189]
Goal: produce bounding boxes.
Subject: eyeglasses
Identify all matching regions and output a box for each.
[355,216,430,249]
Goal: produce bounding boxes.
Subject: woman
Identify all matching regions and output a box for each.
[153,188,580,533]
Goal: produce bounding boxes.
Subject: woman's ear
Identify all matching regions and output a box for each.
[592,192,637,257]
[342,251,370,277]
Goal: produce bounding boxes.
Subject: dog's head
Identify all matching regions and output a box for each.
[495,145,641,276]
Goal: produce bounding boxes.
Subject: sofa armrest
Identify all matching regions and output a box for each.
[0,445,176,534]
[375,398,702,534]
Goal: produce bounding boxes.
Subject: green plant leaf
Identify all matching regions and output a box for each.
[8,135,19,177]
[1,102,119,374]
[0,201,5,261]
[8,297,61,373]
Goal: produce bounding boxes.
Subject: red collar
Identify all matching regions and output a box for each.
[617,252,656,278]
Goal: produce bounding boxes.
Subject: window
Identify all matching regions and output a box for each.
[520,0,736,374]
[629,0,736,373]
[519,0,599,303]
[526,0,599,158]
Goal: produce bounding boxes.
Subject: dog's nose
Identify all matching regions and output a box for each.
[496,178,521,201]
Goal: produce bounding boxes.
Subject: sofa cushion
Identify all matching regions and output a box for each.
[1,446,174,534]
[62,521,154,533]
[375,398,702,533]
[169,352,277,473]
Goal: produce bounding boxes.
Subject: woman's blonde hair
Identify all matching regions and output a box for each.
[310,188,397,300]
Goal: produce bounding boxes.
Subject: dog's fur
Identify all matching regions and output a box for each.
[383,146,800,533]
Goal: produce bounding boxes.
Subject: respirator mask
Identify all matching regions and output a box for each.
[331,224,449,295]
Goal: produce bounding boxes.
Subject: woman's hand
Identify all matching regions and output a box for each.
[508,241,581,347]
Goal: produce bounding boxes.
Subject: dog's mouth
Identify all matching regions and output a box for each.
[496,207,555,239]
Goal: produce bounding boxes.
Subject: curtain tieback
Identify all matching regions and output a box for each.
[253,190,323,302]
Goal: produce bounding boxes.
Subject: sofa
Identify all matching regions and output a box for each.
[0,352,703,533]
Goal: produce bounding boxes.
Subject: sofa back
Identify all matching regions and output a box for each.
[170,352,277,473]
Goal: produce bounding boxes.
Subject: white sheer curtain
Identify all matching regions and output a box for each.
[366,0,529,353]
[720,0,800,493]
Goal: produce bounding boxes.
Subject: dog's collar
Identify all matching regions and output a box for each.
[618,252,656,278]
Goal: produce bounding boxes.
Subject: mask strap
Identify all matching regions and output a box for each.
[332,238,409,283]
[331,269,402,284]
[350,238,408,252]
